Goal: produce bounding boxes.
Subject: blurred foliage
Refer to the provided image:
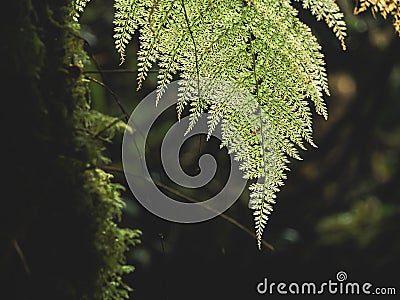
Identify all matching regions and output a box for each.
[316,197,399,247]
[354,0,400,35]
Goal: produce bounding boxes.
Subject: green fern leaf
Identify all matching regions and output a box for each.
[113,0,146,65]
[74,0,347,249]
[73,0,92,21]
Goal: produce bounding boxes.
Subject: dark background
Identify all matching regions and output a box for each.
[78,1,400,299]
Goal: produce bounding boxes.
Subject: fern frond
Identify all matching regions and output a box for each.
[251,182,275,249]
[134,0,339,248]
[354,0,400,36]
[74,0,349,248]
[73,0,92,21]
[113,0,146,65]
[295,0,347,50]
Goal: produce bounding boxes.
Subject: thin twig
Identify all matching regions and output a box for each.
[93,115,126,139]
[84,69,160,74]
[154,179,274,251]
[76,128,113,144]
[12,239,31,276]
[103,165,274,251]
[85,75,129,122]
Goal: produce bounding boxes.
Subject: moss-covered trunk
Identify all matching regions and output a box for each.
[1,1,140,299]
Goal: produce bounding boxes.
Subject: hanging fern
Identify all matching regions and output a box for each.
[74,0,347,249]
[354,0,400,35]
[73,0,92,21]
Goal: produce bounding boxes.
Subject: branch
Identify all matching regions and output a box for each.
[103,165,274,251]
[85,75,129,122]
[84,69,160,74]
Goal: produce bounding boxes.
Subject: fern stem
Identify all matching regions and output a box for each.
[180,0,201,95]
[85,75,129,122]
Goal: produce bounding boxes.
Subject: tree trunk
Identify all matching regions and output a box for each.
[1,1,139,299]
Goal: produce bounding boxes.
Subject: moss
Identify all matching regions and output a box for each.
[1,1,140,299]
